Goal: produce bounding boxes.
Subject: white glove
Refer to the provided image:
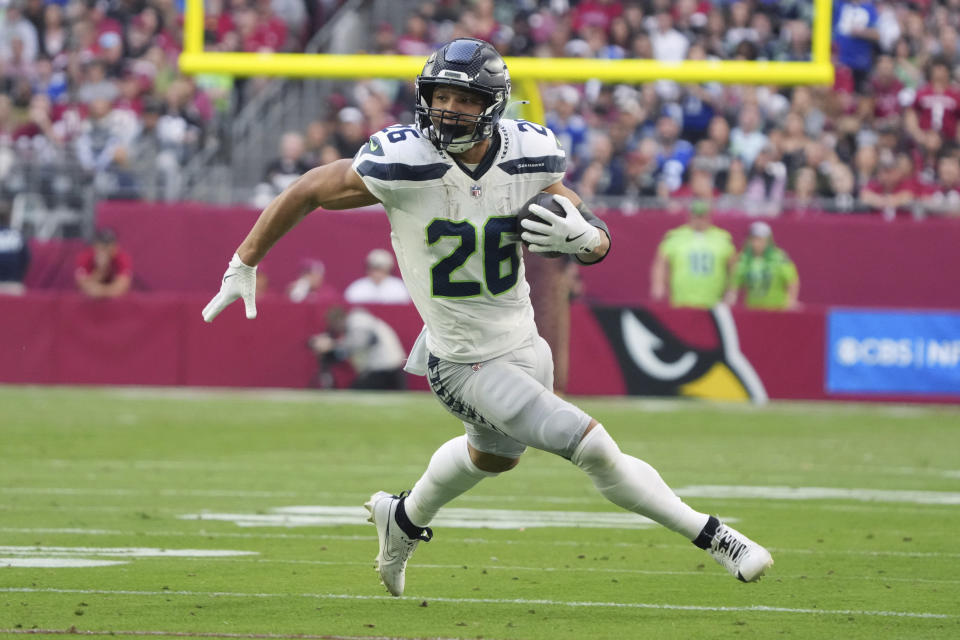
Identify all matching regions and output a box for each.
[202,253,258,322]
[519,194,602,255]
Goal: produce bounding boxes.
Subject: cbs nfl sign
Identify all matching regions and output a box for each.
[826,310,960,395]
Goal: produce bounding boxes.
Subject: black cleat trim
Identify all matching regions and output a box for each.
[692,515,721,550]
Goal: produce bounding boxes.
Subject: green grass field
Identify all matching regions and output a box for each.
[1,386,959,640]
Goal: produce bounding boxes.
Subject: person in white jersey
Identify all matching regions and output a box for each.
[201,38,773,596]
[343,248,411,304]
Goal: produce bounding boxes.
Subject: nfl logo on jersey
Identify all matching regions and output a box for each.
[470,184,482,199]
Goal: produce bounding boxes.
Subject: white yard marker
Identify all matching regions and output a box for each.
[180,506,665,529]
[0,546,257,569]
[0,546,257,558]
[0,587,953,620]
[0,558,126,568]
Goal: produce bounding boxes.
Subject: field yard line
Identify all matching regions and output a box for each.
[0,588,953,620]
[73,385,960,416]
[225,558,960,584]
[0,631,451,640]
[0,528,374,541]
[3,527,960,559]
[6,484,960,505]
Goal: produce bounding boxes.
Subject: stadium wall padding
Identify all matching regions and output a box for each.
[25,202,960,310]
[5,293,955,403]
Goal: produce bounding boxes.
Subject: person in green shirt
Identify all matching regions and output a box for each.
[725,221,800,310]
[650,200,736,308]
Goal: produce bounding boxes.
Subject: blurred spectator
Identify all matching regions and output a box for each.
[128,97,182,201]
[74,228,132,298]
[286,258,340,303]
[652,114,695,196]
[786,166,819,214]
[0,201,30,296]
[650,200,736,309]
[395,12,432,56]
[309,306,407,390]
[725,221,800,310]
[0,2,39,66]
[892,36,924,90]
[905,57,960,148]
[344,248,410,305]
[742,142,787,216]
[860,150,917,219]
[729,104,768,169]
[578,132,627,197]
[866,54,904,129]
[833,0,880,92]
[253,131,312,206]
[39,3,68,59]
[303,119,331,165]
[924,154,960,217]
[332,106,368,158]
[76,61,119,104]
[75,97,136,197]
[545,85,589,162]
[825,163,859,213]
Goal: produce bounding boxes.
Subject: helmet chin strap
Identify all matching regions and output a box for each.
[436,123,480,154]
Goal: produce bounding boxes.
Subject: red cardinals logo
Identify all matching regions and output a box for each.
[592,305,767,403]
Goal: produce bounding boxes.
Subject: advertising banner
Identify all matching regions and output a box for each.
[827,310,960,395]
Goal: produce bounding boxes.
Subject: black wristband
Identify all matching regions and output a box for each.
[575,202,611,265]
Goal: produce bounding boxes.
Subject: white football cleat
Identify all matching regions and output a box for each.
[364,490,432,596]
[708,523,774,582]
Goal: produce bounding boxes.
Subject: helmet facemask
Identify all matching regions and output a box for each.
[415,39,510,154]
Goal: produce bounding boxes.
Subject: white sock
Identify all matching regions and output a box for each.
[572,425,709,540]
[403,435,498,528]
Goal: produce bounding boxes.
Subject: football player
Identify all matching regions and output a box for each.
[202,38,773,596]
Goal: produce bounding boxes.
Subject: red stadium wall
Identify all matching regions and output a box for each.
[23,201,960,310]
[0,292,872,401]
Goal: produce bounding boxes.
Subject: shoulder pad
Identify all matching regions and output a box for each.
[498,119,566,175]
[354,125,451,183]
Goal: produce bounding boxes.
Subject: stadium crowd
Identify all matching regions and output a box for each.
[2,0,959,218]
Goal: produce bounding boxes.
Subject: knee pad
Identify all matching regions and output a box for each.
[571,425,622,474]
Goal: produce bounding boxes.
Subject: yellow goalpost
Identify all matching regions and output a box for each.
[178,0,834,122]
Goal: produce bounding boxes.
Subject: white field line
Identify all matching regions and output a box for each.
[11,385,960,426]
[0,587,953,620]
[6,502,960,520]
[180,506,668,530]
[2,545,958,585]
[0,546,256,558]
[50,385,960,416]
[2,527,959,559]
[0,631,441,640]
[218,557,960,585]
[1,558,126,568]
[5,484,960,504]
[24,455,960,479]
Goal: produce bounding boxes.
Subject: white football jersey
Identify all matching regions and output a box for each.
[351,118,566,363]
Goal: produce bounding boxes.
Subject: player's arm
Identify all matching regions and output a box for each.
[203,160,379,322]
[530,182,611,265]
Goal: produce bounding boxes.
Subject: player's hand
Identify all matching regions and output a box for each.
[202,253,258,322]
[520,194,602,255]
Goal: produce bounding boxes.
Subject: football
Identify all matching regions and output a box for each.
[516,191,566,259]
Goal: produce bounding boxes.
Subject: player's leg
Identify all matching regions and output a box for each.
[365,355,525,596]
[570,421,773,582]
[465,337,773,582]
